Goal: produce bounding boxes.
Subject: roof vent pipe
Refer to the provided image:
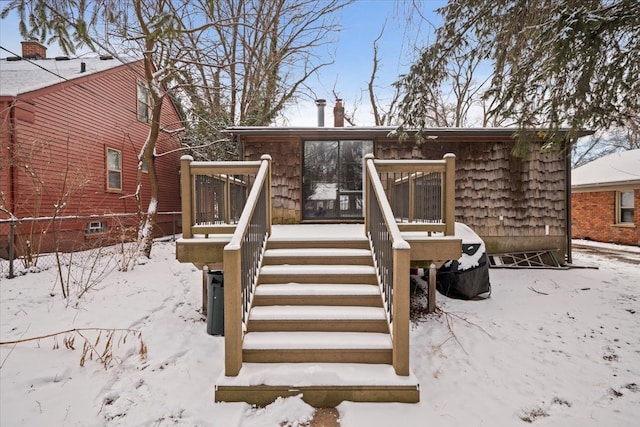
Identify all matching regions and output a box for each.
[315,99,326,127]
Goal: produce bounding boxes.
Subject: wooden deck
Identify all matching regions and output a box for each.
[176,223,461,267]
[176,154,461,405]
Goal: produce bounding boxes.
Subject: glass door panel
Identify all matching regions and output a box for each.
[303,140,373,220]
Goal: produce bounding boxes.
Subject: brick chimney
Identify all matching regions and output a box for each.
[333,99,345,127]
[21,40,47,59]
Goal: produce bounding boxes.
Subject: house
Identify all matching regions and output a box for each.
[176,101,592,406]
[572,149,640,246]
[0,40,184,258]
[229,101,593,263]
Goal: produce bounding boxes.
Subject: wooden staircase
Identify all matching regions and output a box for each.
[215,231,420,406]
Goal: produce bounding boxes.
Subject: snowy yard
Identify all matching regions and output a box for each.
[1,239,638,426]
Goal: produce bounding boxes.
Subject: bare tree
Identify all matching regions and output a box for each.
[399,39,499,132]
[368,27,401,126]
[3,0,352,257]
[174,0,351,126]
[573,125,640,168]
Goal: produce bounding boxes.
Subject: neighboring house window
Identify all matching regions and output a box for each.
[85,221,107,235]
[618,191,635,224]
[137,81,152,123]
[107,148,122,191]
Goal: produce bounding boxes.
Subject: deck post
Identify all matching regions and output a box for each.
[392,244,411,376]
[364,154,374,236]
[202,265,209,315]
[223,246,243,376]
[444,153,456,236]
[180,155,194,238]
[224,175,231,224]
[427,263,437,313]
[261,154,272,236]
[408,173,415,222]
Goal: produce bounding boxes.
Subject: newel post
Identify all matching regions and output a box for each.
[392,242,411,376]
[444,153,456,236]
[261,154,273,236]
[180,155,193,238]
[223,245,242,376]
[364,154,375,236]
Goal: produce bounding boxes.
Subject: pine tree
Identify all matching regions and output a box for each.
[399,0,640,151]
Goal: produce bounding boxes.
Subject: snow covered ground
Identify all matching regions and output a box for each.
[1,238,638,426]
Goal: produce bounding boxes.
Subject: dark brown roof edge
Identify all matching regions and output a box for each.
[224,126,594,139]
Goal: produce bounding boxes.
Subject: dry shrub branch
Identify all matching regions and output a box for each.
[1,328,147,370]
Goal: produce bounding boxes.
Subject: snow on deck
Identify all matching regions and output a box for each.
[255,283,379,296]
[249,305,386,321]
[270,224,366,240]
[242,331,392,350]
[260,264,376,275]
[264,248,372,257]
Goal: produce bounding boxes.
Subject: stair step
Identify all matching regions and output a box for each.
[259,264,377,284]
[215,363,420,406]
[242,331,392,364]
[267,237,370,250]
[263,248,373,266]
[253,283,382,307]
[247,306,389,332]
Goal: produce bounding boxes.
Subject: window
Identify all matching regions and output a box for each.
[107,148,122,191]
[85,221,107,235]
[137,81,152,123]
[618,191,635,224]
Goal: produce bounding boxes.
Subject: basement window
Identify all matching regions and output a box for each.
[85,221,107,235]
[617,191,635,224]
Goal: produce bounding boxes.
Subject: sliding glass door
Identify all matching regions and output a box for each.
[302,140,373,220]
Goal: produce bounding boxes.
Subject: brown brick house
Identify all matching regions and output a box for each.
[1,41,184,257]
[572,149,640,246]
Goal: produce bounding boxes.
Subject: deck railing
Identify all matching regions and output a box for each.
[223,155,272,376]
[180,154,272,376]
[180,157,265,237]
[374,154,456,235]
[364,154,411,376]
[194,174,247,225]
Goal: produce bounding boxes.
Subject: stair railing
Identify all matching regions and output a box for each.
[364,154,411,376]
[221,154,272,376]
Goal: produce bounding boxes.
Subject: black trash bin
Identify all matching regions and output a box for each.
[206,270,224,335]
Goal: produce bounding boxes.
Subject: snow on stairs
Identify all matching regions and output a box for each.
[215,233,420,406]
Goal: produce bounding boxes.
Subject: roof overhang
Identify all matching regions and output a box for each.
[225,126,594,141]
[572,180,640,193]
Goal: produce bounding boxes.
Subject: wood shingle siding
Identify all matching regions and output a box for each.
[243,137,302,223]
[231,126,587,260]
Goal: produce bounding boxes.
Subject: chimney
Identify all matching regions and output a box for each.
[315,99,326,127]
[333,99,345,127]
[21,40,47,59]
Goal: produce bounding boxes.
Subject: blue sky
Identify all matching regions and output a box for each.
[290,0,445,125]
[0,0,446,125]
